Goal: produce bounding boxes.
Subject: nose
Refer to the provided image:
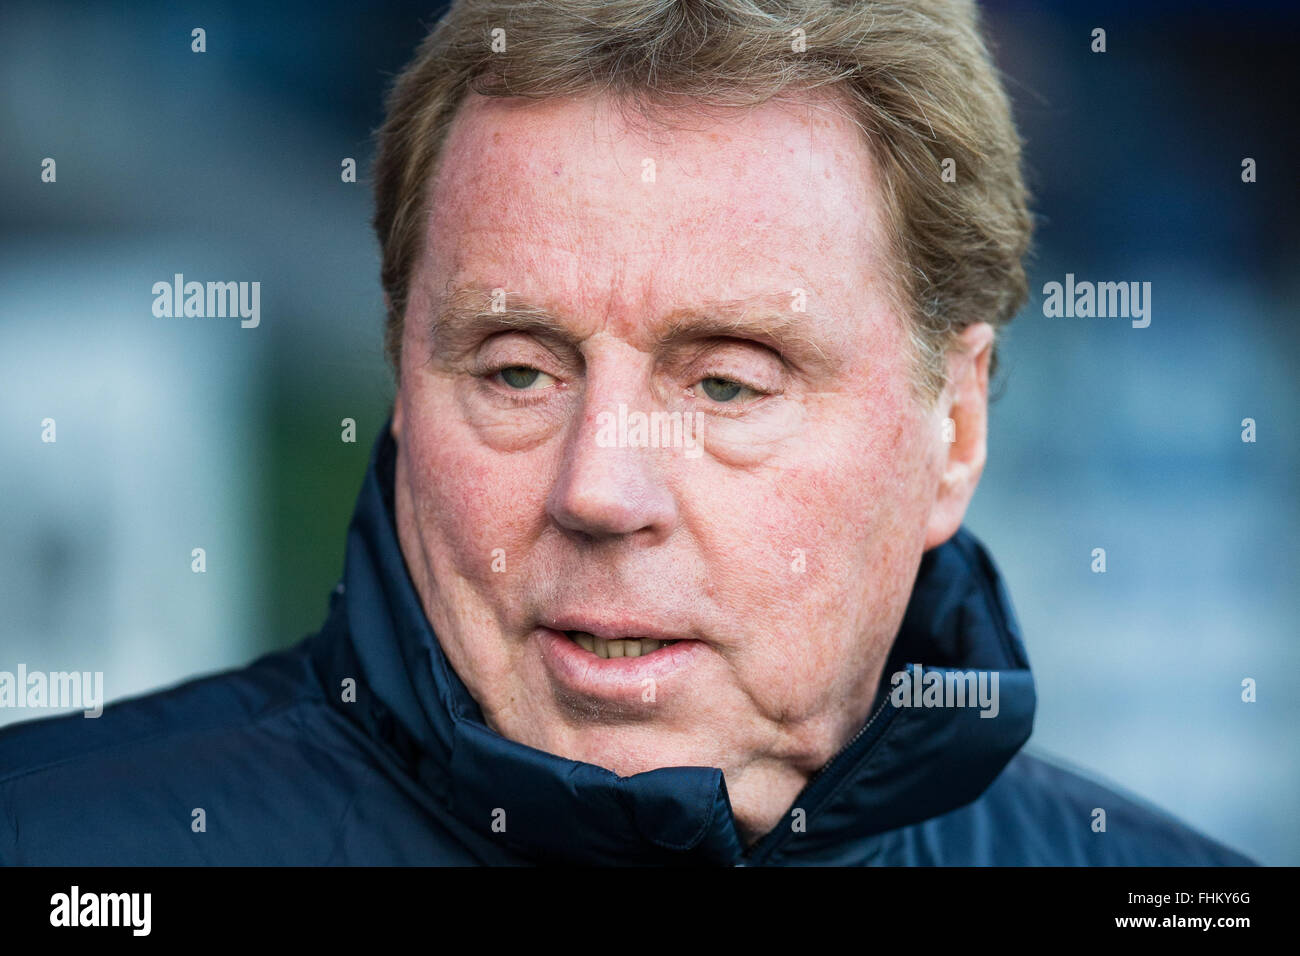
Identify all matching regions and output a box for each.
[546,396,680,543]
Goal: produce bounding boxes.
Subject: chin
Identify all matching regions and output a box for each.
[539,720,728,778]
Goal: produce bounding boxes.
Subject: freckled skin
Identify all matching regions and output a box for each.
[391,90,993,842]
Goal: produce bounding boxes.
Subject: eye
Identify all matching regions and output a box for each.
[495,366,556,390]
[697,376,758,403]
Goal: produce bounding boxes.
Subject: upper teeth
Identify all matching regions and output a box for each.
[566,632,675,659]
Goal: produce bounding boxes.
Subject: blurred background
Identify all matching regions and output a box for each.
[1,0,1296,863]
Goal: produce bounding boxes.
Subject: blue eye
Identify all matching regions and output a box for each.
[497,366,555,390]
[700,377,745,402]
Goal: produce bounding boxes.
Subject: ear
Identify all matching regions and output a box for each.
[922,322,995,551]
[385,292,405,442]
[391,393,403,441]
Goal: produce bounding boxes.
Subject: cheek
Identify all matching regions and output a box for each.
[400,388,548,584]
[687,391,933,691]
[827,401,936,604]
[705,400,930,591]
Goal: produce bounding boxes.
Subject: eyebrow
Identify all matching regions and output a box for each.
[429,286,575,356]
[429,285,834,370]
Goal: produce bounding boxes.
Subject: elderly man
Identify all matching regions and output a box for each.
[0,0,1252,865]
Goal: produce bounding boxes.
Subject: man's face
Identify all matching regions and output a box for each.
[391,90,977,839]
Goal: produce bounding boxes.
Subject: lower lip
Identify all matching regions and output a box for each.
[534,627,707,701]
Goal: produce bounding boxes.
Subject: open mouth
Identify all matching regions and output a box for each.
[563,630,681,659]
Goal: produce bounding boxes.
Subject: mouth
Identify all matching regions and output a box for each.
[535,622,706,702]
[562,630,681,659]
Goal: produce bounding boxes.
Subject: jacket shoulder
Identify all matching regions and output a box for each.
[0,642,317,771]
[882,749,1257,865]
[0,639,370,864]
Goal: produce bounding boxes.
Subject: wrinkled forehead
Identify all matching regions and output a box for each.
[414,89,899,355]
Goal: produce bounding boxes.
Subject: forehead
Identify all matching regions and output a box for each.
[417,89,895,346]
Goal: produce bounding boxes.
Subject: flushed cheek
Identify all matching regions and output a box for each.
[689,449,887,608]
[741,630,846,717]
[683,425,923,712]
[708,562,893,749]
[683,521,863,724]
[406,421,549,589]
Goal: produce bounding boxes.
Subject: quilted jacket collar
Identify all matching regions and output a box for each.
[328,424,1035,865]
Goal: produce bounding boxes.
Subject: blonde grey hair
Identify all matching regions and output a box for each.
[373,0,1031,401]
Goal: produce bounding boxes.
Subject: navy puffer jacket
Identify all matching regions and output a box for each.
[0,427,1254,865]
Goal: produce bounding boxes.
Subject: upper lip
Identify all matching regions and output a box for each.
[542,616,695,643]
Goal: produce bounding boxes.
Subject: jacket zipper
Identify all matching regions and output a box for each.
[737,694,897,865]
[814,695,894,778]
